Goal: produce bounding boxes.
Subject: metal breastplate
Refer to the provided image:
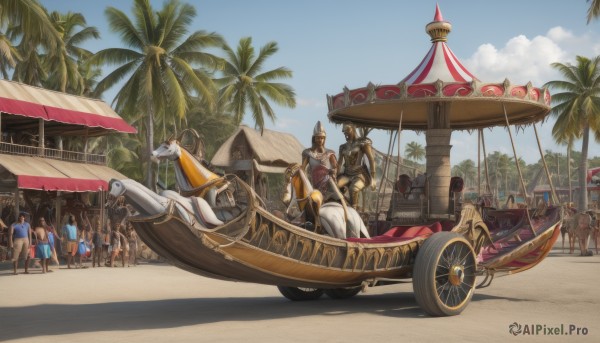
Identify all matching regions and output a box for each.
[340,142,364,175]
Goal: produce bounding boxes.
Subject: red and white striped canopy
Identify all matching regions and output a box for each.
[327,5,550,130]
[402,5,478,85]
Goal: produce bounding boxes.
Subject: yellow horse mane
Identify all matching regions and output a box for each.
[169,139,225,197]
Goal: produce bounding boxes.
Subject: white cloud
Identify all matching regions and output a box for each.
[466,34,566,85]
[466,26,600,86]
[546,27,573,42]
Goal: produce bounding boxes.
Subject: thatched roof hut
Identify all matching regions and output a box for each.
[210,126,305,202]
[211,125,304,174]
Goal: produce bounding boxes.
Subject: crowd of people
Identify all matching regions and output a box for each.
[4,212,139,275]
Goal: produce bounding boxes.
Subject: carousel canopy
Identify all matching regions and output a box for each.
[327,5,551,130]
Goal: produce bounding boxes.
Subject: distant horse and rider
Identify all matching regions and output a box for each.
[561,206,598,256]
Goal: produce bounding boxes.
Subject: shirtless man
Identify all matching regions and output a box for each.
[34,218,52,273]
[336,123,376,209]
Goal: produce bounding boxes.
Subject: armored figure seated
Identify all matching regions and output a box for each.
[301,121,338,201]
[336,123,376,209]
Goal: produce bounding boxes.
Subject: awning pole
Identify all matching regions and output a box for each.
[478,129,481,196]
[375,128,396,224]
[14,187,19,221]
[533,123,559,205]
[38,118,45,157]
[396,113,403,182]
[479,129,492,194]
[502,104,536,237]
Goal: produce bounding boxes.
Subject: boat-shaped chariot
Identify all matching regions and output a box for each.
[110,5,563,316]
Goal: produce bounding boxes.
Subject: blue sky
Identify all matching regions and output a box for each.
[40,0,600,165]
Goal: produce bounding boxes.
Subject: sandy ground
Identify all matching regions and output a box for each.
[0,242,599,343]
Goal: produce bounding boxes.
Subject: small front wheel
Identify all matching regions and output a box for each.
[413,232,476,316]
[324,287,362,299]
[277,286,324,301]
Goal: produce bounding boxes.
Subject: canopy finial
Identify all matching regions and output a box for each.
[426,4,452,42]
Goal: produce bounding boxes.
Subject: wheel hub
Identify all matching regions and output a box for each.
[448,265,465,286]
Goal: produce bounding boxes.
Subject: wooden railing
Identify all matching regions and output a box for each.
[0,142,107,165]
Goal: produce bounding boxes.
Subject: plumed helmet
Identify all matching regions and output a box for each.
[313,121,326,137]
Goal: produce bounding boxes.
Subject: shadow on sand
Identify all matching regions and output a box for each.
[1,291,528,340]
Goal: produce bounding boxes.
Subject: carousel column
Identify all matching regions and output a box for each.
[426,102,452,217]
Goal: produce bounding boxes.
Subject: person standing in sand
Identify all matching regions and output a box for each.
[109,223,122,267]
[91,218,104,268]
[62,215,78,269]
[34,218,52,273]
[127,223,139,266]
[9,213,32,275]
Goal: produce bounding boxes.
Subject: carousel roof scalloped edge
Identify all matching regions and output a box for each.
[326,4,551,132]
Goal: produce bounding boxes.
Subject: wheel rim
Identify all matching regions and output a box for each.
[435,241,475,309]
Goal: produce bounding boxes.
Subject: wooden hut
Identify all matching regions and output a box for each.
[210,125,304,206]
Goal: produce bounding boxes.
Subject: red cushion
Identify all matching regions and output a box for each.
[346,222,441,243]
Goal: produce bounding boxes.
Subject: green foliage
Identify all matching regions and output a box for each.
[545,55,600,210]
[216,37,296,133]
[405,141,425,162]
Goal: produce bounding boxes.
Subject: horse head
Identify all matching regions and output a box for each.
[152,139,181,162]
[152,139,227,206]
[108,179,126,200]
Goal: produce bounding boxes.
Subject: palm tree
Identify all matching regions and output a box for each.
[0,0,60,78]
[0,31,20,78]
[90,0,224,189]
[217,37,296,133]
[588,0,600,23]
[44,11,100,93]
[3,0,61,86]
[185,99,237,159]
[452,159,476,187]
[405,141,425,163]
[75,59,103,97]
[544,56,600,211]
[88,133,142,180]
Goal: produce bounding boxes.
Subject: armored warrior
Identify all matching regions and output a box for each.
[301,121,338,199]
[336,123,376,208]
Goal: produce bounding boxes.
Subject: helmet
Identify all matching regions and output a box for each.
[313,121,326,137]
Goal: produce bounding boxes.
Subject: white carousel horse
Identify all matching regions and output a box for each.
[108,179,224,229]
[152,139,233,208]
[282,164,370,239]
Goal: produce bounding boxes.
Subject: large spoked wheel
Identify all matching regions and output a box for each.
[324,287,362,299]
[413,232,477,316]
[277,286,324,301]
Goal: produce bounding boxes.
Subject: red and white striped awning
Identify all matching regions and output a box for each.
[0,79,136,134]
[0,154,127,192]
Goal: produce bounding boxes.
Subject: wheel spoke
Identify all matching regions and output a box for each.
[436,241,475,307]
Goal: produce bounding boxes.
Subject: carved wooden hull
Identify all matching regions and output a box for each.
[127,176,559,289]
[129,202,426,288]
